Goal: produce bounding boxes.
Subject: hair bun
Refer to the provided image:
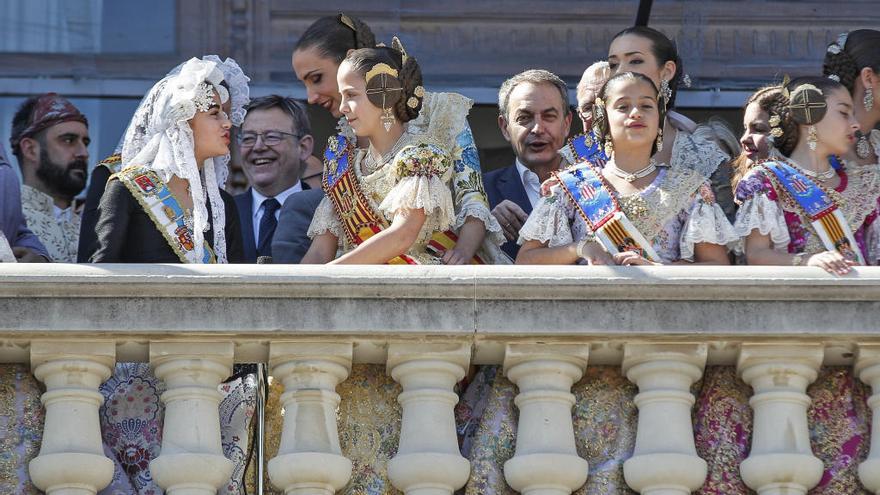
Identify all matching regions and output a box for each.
[788,84,827,125]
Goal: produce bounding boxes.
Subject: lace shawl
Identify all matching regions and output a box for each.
[519,162,736,263]
[733,163,880,258]
[335,91,504,246]
[308,135,456,262]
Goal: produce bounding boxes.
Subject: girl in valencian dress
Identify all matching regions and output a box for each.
[302,39,504,265]
[516,71,736,266]
[734,76,880,274]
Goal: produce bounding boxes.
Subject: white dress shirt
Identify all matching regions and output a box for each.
[515,160,544,208]
[250,182,303,243]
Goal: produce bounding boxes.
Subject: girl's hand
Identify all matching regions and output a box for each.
[806,250,856,275]
[612,250,658,266]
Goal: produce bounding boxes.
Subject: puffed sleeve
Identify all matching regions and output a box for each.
[307,196,344,246]
[378,143,455,234]
[451,126,506,246]
[732,168,791,253]
[679,182,738,261]
[517,178,582,247]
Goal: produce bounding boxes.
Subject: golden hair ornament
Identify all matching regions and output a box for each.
[391,36,409,65]
[339,13,356,32]
[365,63,399,85]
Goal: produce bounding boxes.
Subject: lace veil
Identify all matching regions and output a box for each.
[119,57,230,263]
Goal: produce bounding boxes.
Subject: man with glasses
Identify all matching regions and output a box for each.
[234,95,315,262]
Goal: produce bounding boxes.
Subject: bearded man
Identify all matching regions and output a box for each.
[10,93,90,262]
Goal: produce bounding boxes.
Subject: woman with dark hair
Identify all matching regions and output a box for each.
[606,26,734,214]
[730,85,787,192]
[734,76,880,274]
[516,71,734,266]
[823,29,880,165]
[292,14,504,264]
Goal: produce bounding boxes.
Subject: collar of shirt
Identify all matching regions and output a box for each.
[515,160,546,208]
[251,182,303,220]
[250,182,303,240]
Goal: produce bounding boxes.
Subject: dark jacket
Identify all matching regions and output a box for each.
[482,164,532,260]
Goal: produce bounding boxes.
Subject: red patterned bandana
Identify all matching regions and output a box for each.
[10,93,88,155]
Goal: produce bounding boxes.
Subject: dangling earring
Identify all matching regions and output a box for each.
[655,128,664,153]
[381,107,395,132]
[808,125,818,151]
[659,79,672,111]
[856,130,871,159]
[604,138,614,158]
[866,87,875,112]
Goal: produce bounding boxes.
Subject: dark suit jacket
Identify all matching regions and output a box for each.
[272,188,325,264]
[234,182,311,263]
[483,164,531,260]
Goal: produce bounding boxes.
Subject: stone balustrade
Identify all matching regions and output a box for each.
[3,264,880,494]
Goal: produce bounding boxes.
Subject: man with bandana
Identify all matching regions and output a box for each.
[10,93,91,262]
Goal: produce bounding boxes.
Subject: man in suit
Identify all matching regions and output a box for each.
[483,69,572,260]
[234,95,315,262]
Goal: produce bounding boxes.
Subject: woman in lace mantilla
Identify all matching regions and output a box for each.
[517,72,735,266]
[292,14,504,263]
[734,76,880,274]
[78,56,251,262]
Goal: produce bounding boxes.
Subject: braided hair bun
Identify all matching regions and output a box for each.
[345,39,424,123]
[822,30,880,93]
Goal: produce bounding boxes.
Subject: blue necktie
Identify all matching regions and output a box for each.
[257,197,280,257]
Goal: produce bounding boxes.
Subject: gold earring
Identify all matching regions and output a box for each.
[808,125,818,151]
[381,107,396,132]
[604,138,614,157]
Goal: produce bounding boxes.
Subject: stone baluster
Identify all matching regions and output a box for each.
[503,344,590,495]
[149,342,234,495]
[28,341,116,495]
[386,343,471,495]
[267,342,353,495]
[856,344,880,494]
[622,343,708,495]
[737,344,823,495]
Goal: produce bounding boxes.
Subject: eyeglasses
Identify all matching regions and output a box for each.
[237,130,300,147]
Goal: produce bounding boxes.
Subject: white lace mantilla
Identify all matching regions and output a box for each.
[519,162,737,263]
[670,124,730,179]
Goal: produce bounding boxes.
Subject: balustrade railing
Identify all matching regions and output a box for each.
[2,264,879,494]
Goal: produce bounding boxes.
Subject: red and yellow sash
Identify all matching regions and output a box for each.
[322,135,484,264]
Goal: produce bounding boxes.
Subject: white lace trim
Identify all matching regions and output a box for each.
[871,129,880,160]
[670,126,729,179]
[407,92,473,159]
[307,196,343,244]
[732,193,791,254]
[454,202,506,247]
[679,200,739,261]
[379,175,455,237]
[203,55,250,127]
[518,196,576,248]
[866,215,880,265]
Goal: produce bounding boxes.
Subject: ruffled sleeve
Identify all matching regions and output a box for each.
[679,182,738,261]
[732,169,790,253]
[307,196,343,245]
[451,127,506,246]
[517,179,580,247]
[378,143,455,235]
